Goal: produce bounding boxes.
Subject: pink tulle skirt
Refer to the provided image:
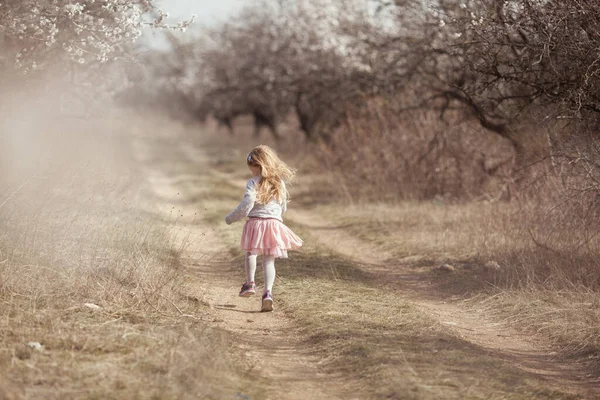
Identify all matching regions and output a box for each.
[241,218,303,258]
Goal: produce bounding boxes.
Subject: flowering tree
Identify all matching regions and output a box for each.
[0,0,194,73]
[0,0,194,117]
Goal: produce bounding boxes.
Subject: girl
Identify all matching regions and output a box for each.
[225,145,303,312]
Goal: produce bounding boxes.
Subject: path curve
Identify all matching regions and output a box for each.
[285,208,598,399]
[210,164,598,398]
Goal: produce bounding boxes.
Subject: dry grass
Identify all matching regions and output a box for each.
[212,221,577,398]
[301,201,513,261]
[120,113,598,396]
[200,116,600,383]
[0,115,257,399]
[6,97,595,398]
[276,250,579,399]
[478,288,600,367]
[195,153,579,398]
[299,197,600,374]
[318,104,515,202]
[285,100,600,373]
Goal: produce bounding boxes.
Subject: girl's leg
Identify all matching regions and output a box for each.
[245,252,257,283]
[263,255,276,293]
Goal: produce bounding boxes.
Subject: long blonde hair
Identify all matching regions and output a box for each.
[247,145,296,204]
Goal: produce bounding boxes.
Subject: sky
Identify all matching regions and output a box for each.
[158,0,245,24]
[141,0,246,48]
[140,0,397,50]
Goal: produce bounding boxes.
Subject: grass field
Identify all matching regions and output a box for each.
[0,114,598,399]
[0,117,258,399]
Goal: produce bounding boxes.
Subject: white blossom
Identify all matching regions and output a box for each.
[0,0,194,69]
[65,3,85,17]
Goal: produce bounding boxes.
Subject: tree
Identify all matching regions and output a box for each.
[0,0,194,117]
[187,0,375,140]
[395,0,600,149]
[0,0,193,72]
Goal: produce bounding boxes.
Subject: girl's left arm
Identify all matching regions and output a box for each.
[225,180,257,225]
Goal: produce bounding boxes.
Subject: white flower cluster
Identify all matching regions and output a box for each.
[64,2,85,17]
[470,12,485,27]
[0,0,194,72]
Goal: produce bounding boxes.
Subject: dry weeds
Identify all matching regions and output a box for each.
[296,198,600,377]
[206,197,579,398]
[190,131,583,398]
[4,108,595,398]
[0,115,255,399]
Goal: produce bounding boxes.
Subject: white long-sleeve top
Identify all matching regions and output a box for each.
[225,177,287,225]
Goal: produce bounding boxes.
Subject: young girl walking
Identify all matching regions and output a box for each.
[225,145,303,312]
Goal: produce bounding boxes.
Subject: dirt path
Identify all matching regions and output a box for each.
[133,130,599,399]
[134,135,351,400]
[284,209,598,398]
[206,151,597,399]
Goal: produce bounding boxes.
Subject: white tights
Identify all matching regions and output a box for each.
[245,253,276,293]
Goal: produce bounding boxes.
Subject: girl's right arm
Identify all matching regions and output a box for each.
[225,179,257,225]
